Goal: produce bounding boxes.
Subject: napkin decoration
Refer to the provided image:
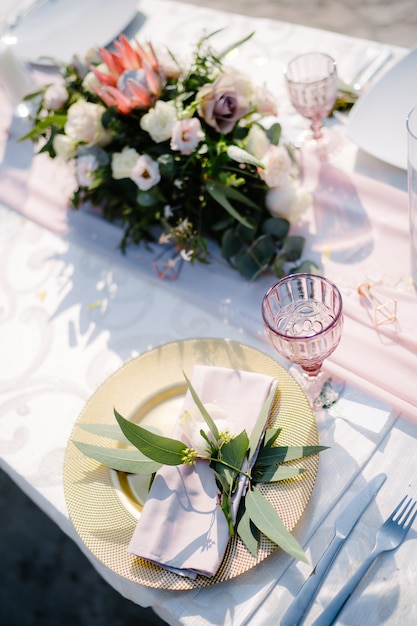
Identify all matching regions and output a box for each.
[127,365,277,578]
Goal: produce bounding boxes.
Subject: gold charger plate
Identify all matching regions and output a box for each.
[64,338,319,590]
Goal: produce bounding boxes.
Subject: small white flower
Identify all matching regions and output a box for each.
[170,118,204,155]
[258,144,292,188]
[53,133,77,161]
[180,249,193,262]
[76,153,99,187]
[164,204,173,218]
[130,154,161,191]
[140,100,177,143]
[179,403,233,456]
[111,147,140,180]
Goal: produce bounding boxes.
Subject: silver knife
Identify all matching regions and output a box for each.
[280,473,387,626]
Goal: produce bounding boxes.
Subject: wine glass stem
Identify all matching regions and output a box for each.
[311,119,323,141]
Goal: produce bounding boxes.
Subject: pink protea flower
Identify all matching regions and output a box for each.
[91,35,164,114]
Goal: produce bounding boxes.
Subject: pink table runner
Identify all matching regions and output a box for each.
[1,89,416,420]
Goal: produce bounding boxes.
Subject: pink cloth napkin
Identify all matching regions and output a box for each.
[128,365,277,578]
[301,153,417,420]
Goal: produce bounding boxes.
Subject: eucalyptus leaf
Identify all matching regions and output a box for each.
[212,430,249,489]
[114,409,187,465]
[291,259,322,275]
[262,217,290,240]
[247,386,277,461]
[266,123,282,146]
[278,235,305,262]
[252,465,306,484]
[183,371,219,440]
[206,181,258,227]
[235,235,276,280]
[73,441,162,474]
[264,427,282,449]
[221,228,242,260]
[79,423,130,444]
[245,487,308,563]
[256,445,328,465]
[236,502,259,556]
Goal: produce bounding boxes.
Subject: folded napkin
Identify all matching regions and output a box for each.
[128,365,277,578]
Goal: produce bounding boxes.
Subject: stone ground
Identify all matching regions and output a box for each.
[2,2,417,626]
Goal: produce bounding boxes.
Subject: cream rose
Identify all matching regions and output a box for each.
[52,133,77,161]
[111,147,140,180]
[43,82,68,110]
[65,99,112,147]
[140,100,177,143]
[266,182,312,222]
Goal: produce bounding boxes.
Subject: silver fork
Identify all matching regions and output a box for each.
[311,496,417,626]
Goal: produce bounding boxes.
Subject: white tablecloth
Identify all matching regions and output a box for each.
[1,2,417,625]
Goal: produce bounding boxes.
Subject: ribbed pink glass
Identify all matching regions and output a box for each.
[262,273,343,377]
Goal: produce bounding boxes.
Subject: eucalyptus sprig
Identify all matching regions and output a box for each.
[73,374,327,562]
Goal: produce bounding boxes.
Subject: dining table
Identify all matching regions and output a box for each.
[1,0,417,624]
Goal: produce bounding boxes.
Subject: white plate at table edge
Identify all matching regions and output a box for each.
[347,45,417,171]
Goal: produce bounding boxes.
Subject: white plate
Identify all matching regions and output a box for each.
[347,46,417,170]
[12,0,140,65]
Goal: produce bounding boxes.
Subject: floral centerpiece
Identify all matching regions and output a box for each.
[23,31,315,280]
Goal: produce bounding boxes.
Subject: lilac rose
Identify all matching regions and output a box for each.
[197,71,251,134]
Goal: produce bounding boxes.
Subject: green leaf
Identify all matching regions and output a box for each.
[213,430,249,489]
[262,217,290,240]
[79,423,130,444]
[245,487,308,562]
[278,235,305,262]
[182,371,219,440]
[206,181,256,227]
[218,31,255,59]
[256,445,328,465]
[266,123,282,146]
[252,465,306,483]
[73,441,162,474]
[235,235,276,280]
[264,427,282,448]
[247,386,277,461]
[221,228,242,260]
[227,145,264,168]
[114,409,187,465]
[291,259,322,275]
[236,501,259,556]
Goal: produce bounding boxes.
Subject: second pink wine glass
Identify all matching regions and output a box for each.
[284,52,338,144]
[262,273,343,404]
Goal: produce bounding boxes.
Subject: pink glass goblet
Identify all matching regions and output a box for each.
[262,273,344,404]
[284,52,338,145]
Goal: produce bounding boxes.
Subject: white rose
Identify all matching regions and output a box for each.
[245,125,270,159]
[258,144,292,188]
[266,182,312,222]
[52,133,77,161]
[111,147,140,179]
[65,99,112,147]
[179,403,233,455]
[43,82,68,110]
[140,100,177,143]
[76,153,99,187]
[130,154,160,191]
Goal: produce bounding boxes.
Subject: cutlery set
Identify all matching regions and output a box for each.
[281,475,416,626]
